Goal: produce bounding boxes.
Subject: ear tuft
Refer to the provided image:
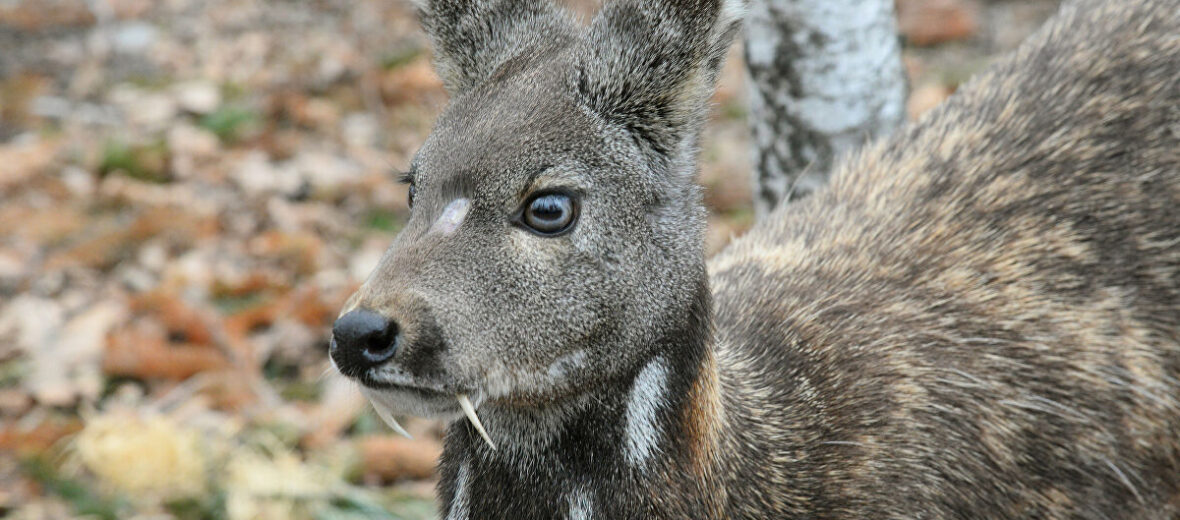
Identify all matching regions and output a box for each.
[572,0,746,160]
[415,0,578,95]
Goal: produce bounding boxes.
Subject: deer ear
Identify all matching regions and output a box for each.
[414,0,577,95]
[572,0,745,159]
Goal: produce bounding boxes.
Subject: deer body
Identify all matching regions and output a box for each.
[330,0,1180,518]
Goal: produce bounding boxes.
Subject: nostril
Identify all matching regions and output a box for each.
[332,309,399,370]
[360,324,399,363]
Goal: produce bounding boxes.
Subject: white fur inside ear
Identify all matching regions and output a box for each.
[718,0,748,30]
[707,0,745,38]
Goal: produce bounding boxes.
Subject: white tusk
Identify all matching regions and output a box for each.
[457,394,496,450]
[372,402,414,439]
[360,387,413,439]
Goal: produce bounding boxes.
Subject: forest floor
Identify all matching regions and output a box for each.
[0,0,1057,518]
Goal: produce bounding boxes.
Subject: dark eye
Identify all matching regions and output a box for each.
[521,193,577,236]
[407,184,417,208]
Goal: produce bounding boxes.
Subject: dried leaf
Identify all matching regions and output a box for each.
[356,435,441,482]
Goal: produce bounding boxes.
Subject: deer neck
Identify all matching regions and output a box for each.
[437,278,730,519]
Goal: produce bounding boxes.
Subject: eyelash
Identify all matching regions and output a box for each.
[398,171,417,208]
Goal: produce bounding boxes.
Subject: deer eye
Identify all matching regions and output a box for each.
[407,184,417,208]
[520,193,577,236]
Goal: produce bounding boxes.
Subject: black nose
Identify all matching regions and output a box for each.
[330,309,399,376]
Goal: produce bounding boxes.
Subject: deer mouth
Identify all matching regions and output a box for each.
[358,375,452,398]
[355,374,463,411]
[356,376,498,450]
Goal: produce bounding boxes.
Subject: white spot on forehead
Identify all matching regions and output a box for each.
[547,350,588,380]
[567,488,594,520]
[624,356,669,469]
[431,198,471,235]
[446,462,471,520]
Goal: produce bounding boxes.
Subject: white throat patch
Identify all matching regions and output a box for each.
[446,462,471,520]
[566,487,594,520]
[431,198,471,235]
[624,357,669,469]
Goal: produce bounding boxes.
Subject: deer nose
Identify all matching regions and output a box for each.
[330,309,399,375]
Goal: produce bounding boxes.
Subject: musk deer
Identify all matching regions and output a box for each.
[329,0,1180,517]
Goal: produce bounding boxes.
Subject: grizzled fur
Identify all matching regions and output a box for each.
[336,0,1180,518]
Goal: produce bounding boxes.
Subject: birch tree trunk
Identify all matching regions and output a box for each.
[745,0,907,216]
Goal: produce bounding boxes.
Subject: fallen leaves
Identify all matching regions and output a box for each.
[0,137,59,191]
[0,0,94,31]
[897,0,981,47]
[0,414,83,454]
[103,319,231,381]
[379,56,445,106]
[907,82,954,120]
[356,435,442,483]
[0,296,124,407]
[73,411,209,500]
[44,207,217,272]
[0,204,87,245]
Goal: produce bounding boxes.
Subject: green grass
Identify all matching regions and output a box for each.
[0,357,27,388]
[364,210,405,233]
[211,291,269,315]
[164,493,227,520]
[23,457,129,520]
[379,48,423,70]
[199,105,259,143]
[720,98,747,121]
[721,206,756,230]
[98,139,171,183]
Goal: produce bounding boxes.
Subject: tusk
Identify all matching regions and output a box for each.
[371,401,414,439]
[360,387,413,439]
[457,394,496,450]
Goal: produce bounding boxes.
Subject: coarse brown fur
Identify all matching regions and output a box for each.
[331,0,1180,517]
[710,1,1180,515]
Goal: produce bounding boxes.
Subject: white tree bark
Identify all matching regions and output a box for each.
[744,0,906,216]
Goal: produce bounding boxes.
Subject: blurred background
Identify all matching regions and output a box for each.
[0,0,1058,518]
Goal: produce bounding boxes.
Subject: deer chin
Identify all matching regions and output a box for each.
[358,383,464,421]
